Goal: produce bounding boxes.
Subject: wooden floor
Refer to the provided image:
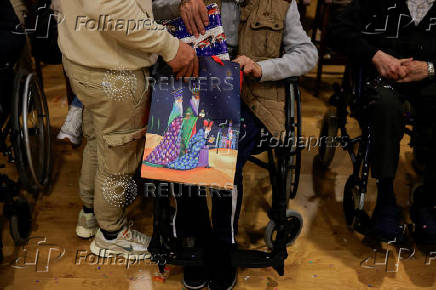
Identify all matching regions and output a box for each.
[0,63,435,290]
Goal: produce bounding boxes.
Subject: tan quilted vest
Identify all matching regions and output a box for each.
[205,0,291,136]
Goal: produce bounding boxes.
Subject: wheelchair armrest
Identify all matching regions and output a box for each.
[283,77,300,98]
[285,77,299,85]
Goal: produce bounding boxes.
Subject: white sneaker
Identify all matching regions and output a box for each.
[90,226,151,260]
[57,105,83,145]
[76,209,98,238]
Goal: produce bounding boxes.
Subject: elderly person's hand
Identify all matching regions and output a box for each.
[233,55,263,79]
[372,50,412,81]
[180,0,209,38]
[398,60,429,83]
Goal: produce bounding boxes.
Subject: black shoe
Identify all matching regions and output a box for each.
[183,266,208,289]
[208,266,237,290]
[370,204,403,242]
[410,205,436,244]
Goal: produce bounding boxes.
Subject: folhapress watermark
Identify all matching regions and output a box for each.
[75,15,166,35]
[360,240,436,272]
[256,129,347,152]
[10,236,65,272]
[75,249,153,269]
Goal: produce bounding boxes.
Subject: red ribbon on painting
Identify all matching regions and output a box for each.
[240,71,244,93]
[211,55,224,66]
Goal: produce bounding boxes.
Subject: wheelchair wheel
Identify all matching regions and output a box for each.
[11,69,51,192]
[317,109,338,168]
[4,196,32,245]
[281,151,301,203]
[343,175,360,226]
[264,210,303,250]
[412,147,425,174]
[283,79,302,200]
[410,182,424,205]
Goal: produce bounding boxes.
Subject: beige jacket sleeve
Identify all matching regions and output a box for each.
[84,0,179,62]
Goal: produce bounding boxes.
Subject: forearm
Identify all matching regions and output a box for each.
[152,0,181,21]
[258,42,318,81]
[258,0,318,81]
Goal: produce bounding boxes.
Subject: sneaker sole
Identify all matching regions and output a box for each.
[208,274,237,290]
[76,225,98,239]
[57,132,82,146]
[90,240,151,260]
[183,280,207,290]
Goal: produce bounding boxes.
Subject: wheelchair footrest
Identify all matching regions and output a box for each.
[231,249,285,269]
[353,210,371,236]
[151,247,206,267]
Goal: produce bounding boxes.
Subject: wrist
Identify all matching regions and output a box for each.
[427,62,435,80]
[371,50,383,63]
[256,63,263,79]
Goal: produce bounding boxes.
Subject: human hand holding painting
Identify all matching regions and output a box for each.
[167,40,199,79]
[233,55,263,79]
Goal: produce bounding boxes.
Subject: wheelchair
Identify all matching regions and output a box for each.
[314,65,423,242]
[149,77,303,276]
[0,56,52,261]
[1,59,51,191]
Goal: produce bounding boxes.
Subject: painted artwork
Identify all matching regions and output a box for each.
[164,3,230,60]
[141,57,241,190]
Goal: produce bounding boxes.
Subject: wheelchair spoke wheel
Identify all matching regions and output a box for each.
[281,148,301,203]
[11,70,51,191]
[318,109,338,168]
[264,210,303,250]
[343,175,360,226]
[281,79,302,201]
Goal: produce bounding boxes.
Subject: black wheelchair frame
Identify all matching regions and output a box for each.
[1,61,52,191]
[316,66,418,241]
[148,77,303,276]
[1,59,52,262]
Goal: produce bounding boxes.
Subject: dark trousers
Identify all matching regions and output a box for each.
[173,103,264,246]
[369,82,436,204]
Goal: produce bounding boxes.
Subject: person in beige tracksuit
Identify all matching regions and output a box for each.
[57,0,199,259]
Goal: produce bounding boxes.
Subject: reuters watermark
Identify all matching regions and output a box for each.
[146,76,235,93]
[143,182,234,198]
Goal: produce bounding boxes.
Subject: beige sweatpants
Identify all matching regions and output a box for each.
[63,57,150,231]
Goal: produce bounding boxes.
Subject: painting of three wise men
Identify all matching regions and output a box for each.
[141,58,241,190]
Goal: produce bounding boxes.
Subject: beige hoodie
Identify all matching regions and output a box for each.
[57,0,179,70]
